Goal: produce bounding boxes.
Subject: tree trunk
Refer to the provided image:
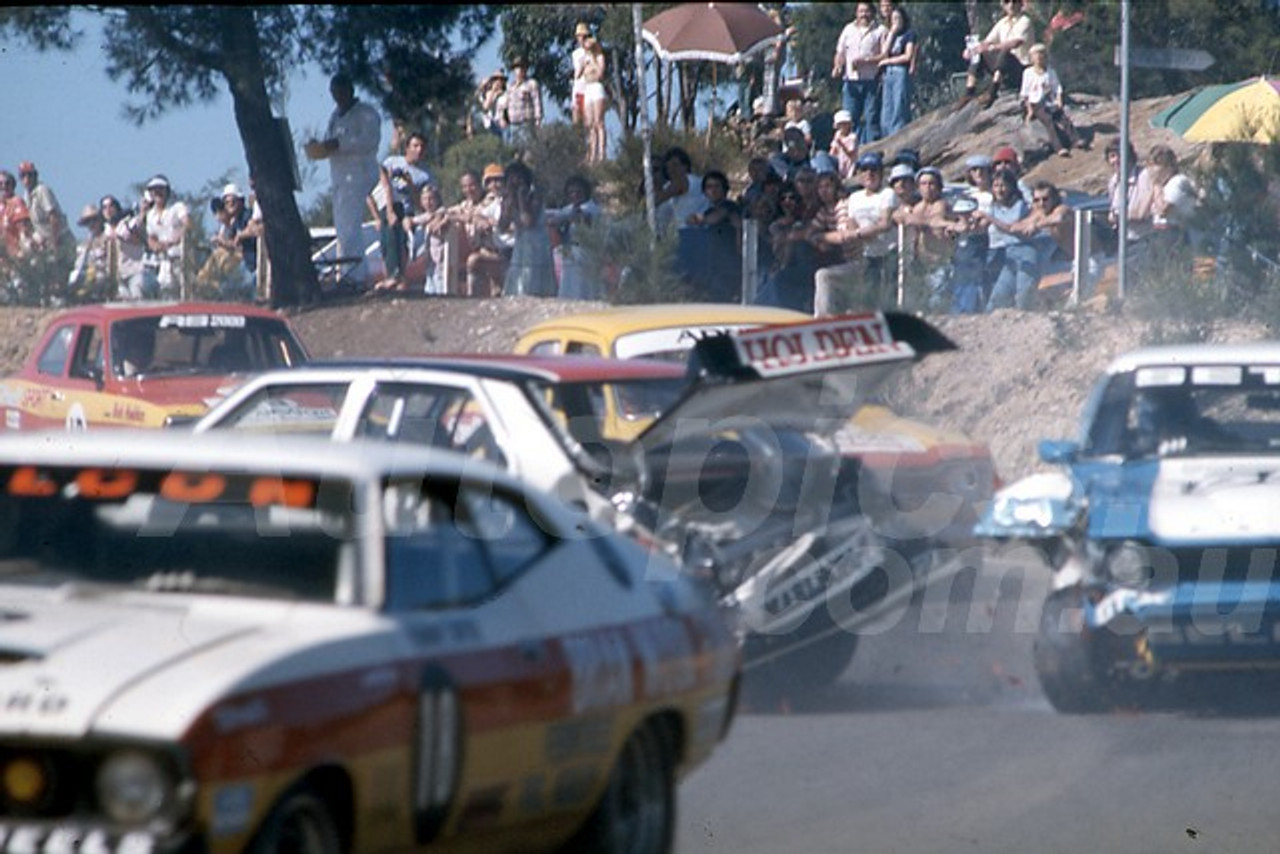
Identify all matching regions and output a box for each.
[218,8,317,307]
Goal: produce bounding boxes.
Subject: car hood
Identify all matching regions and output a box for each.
[0,585,357,739]
[1145,457,1280,542]
[122,374,246,412]
[636,312,956,458]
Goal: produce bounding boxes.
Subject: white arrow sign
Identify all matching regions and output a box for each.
[1115,46,1215,71]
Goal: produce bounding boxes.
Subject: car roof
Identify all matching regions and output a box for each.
[45,301,289,323]
[305,354,688,383]
[1107,341,1280,374]
[0,430,506,484]
[519,303,811,337]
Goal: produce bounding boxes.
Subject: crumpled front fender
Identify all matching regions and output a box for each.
[974,470,1083,541]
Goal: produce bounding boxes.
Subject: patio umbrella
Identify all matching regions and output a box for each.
[1151,76,1280,143]
[641,2,783,64]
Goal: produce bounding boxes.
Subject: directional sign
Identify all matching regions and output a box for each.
[1115,46,1215,71]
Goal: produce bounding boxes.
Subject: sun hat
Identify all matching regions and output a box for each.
[145,174,171,191]
[888,163,916,185]
[916,166,944,184]
[482,163,505,182]
[575,22,591,37]
[993,146,1019,164]
[951,197,979,215]
[221,182,244,200]
[965,154,994,170]
[855,151,884,171]
[833,109,852,126]
[76,203,102,225]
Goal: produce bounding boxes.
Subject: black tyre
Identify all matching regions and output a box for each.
[1033,588,1110,714]
[562,725,674,854]
[743,611,860,697]
[249,791,342,854]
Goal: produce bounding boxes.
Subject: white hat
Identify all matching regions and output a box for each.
[221,183,244,200]
[145,174,171,191]
[888,163,916,184]
[833,109,852,126]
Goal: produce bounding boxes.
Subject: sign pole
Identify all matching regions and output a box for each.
[1117,0,1131,302]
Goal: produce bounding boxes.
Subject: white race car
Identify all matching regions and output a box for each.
[0,431,738,854]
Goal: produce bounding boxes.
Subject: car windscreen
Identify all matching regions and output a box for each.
[109,313,308,379]
[0,465,354,602]
[1085,366,1280,457]
[529,376,688,444]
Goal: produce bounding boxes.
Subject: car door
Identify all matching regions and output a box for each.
[28,322,89,430]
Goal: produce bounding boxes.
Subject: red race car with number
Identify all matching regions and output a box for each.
[0,301,309,431]
[0,430,738,854]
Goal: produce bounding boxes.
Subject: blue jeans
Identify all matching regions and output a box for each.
[880,66,911,138]
[842,78,880,144]
[986,243,1040,310]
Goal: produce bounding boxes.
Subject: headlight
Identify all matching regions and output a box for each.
[992,495,1056,529]
[1105,541,1152,587]
[97,750,172,824]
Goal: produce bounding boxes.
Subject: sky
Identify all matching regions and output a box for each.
[0,10,499,240]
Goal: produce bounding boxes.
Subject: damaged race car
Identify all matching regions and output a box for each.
[196,313,959,693]
[977,342,1280,712]
[0,431,739,854]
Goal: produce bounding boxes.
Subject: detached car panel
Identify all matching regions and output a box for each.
[977,342,1280,712]
[0,431,737,854]
[0,301,309,431]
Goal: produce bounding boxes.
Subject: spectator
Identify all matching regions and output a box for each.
[793,166,822,220]
[979,166,1039,310]
[18,162,75,276]
[757,181,818,313]
[0,171,33,269]
[878,5,918,138]
[993,146,1032,202]
[685,170,743,303]
[208,183,256,300]
[141,174,189,298]
[945,197,990,313]
[406,183,450,295]
[445,168,502,297]
[547,174,604,300]
[962,0,1034,109]
[474,70,508,138]
[1147,145,1197,249]
[67,204,112,303]
[1019,44,1085,157]
[655,147,708,290]
[369,132,432,293]
[109,195,148,300]
[580,37,609,164]
[305,73,382,289]
[895,166,955,310]
[499,160,555,296]
[1106,139,1157,251]
[962,154,996,214]
[571,22,592,126]
[770,125,814,183]
[887,163,920,211]
[739,156,773,217]
[813,151,897,314]
[828,110,859,183]
[832,2,887,144]
[810,170,847,272]
[1026,180,1076,269]
[504,58,543,146]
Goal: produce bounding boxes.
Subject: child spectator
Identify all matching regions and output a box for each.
[406,183,449,295]
[1020,44,1084,157]
[828,110,859,183]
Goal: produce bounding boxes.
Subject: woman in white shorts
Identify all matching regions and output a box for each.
[581,37,608,164]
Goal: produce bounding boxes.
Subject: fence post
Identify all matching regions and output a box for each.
[1071,208,1093,307]
[741,218,758,305]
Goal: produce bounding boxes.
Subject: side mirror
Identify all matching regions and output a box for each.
[1038,439,1079,465]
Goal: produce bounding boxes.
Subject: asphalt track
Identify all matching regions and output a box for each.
[677,549,1280,854]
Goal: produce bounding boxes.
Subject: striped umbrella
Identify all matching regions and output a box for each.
[1151,76,1280,143]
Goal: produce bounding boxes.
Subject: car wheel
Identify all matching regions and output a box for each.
[562,724,674,854]
[1034,588,1110,714]
[249,790,342,854]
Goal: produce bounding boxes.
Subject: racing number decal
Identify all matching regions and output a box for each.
[414,667,461,844]
[65,402,87,432]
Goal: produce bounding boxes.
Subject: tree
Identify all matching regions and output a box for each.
[0,5,496,306]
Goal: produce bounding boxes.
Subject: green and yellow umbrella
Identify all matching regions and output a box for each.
[1152,76,1280,143]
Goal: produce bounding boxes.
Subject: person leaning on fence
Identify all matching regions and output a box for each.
[894,167,957,311]
[684,171,743,303]
[977,166,1039,310]
[812,151,897,316]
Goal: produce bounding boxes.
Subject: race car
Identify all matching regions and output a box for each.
[515,303,998,552]
[0,430,738,854]
[195,313,957,693]
[976,342,1280,712]
[0,301,309,431]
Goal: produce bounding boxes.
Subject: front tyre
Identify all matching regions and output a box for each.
[1034,588,1110,714]
[249,790,342,854]
[562,724,674,854]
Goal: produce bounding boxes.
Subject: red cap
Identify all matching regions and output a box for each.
[993,146,1018,164]
[17,161,36,175]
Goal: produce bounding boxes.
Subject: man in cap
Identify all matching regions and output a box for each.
[887,162,920,209]
[18,162,73,263]
[68,204,113,302]
[305,73,381,289]
[208,183,257,299]
[993,145,1032,202]
[813,150,897,315]
[141,174,189,298]
[962,154,995,214]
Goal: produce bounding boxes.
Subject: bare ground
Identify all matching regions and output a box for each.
[4,298,1269,484]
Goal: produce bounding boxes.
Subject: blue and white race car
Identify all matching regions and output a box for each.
[977,342,1280,712]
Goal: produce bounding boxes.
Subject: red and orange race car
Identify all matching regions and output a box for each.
[0,430,738,854]
[0,301,309,431]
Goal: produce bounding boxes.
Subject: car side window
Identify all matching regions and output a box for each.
[527,340,563,356]
[68,325,104,382]
[362,383,507,468]
[382,482,551,610]
[566,341,601,357]
[36,324,76,377]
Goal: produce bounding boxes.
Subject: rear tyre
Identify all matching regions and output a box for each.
[249,790,342,854]
[1034,588,1110,714]
[562,725,674,854]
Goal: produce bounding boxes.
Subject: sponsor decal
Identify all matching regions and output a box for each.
[159,314,246,329]
[561,630,634,714]
[0,825,155,854]
[733,314,914,377]
[0,685,69,716]
[1,466,318,509]
[107,403,146,424]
